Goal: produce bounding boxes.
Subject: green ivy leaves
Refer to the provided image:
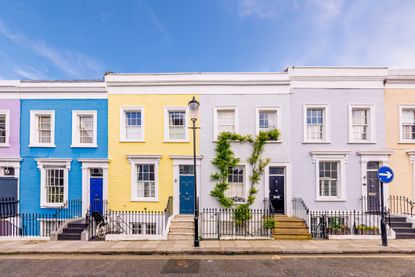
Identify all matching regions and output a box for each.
[210,129,281,214]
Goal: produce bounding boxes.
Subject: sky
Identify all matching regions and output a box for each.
[1,0,415,80]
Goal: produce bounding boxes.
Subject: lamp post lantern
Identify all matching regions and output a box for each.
[188,96,200,247]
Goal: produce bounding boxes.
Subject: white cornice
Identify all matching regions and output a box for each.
[35,158,72,170]
[78,158,110,163]
[0,158,22,163]
[169,155,203,160]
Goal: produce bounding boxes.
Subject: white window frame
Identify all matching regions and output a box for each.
[213,107,239,141]
[255,107,281,142]
[0,110,10,147]
[311,152,348,201]
[399,105,415,144]
[36,159,71,208]
[71,110,97,148]
[227,163,249,203]
[303,105,330,143]
[29,110,55,148]
[127,155,161,202]
[120,107,145,142]
[164,107,189,142]
[348,104,375,143]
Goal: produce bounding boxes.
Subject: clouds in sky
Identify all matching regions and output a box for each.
[0,18,105,79]
[229,0,415,69]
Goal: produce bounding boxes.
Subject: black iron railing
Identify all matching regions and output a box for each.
[309,210,389,237]
[0,199,82,237]
[201,208,273,239]
[292,197,310,227]
[388,196,414,217]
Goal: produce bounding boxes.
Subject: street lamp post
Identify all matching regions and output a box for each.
[188,96,200,247]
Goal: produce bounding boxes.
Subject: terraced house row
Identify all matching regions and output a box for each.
[0,66,415,240]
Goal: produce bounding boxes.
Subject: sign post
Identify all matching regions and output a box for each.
[377,166,394,247]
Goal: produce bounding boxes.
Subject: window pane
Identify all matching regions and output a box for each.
[179,165,194,175]
[37,115,51,143]
[227,165,244,201]
[217,110,235,134]
[318,161,339,197]
[45,168,65,204]
[259,110,277,130]
[306,108,324,140]
[168,111,186,140]
[137,164,156,198]
[352,109,369,141]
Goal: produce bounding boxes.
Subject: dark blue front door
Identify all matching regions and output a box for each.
[180,175,195,214]
[0,177,18,216]
[90,178,103,214]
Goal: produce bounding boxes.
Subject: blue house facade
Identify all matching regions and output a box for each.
[18,81,108,235]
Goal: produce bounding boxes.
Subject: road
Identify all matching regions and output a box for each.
[0,254,414,276]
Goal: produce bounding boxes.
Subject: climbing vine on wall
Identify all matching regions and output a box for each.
[210,129,280,222]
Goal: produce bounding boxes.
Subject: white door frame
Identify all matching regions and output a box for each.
[79,159,109,216]
[265,162,292,216]
[0,158,21,207]
[358,151,392,207]
[170,155,202,215]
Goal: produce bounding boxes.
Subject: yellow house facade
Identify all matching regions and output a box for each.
[385,70,415,201]
[105,73,200,213]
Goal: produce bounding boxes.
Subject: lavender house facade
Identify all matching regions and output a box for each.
[288,67,390,211]
[0,81,21,208]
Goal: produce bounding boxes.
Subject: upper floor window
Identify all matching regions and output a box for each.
[0,110,9,146]
[303,105,329,143]
[164,107,188,142]
[349,105,375,143]
[255,108,280,140]
[214,107,238,140]
[30,110,55,147]
[227,165,246,203]
[400,106,415,143]
[72,111,97,147]
[120,107,144,142]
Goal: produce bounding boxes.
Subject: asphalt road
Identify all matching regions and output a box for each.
[0,254,414,276]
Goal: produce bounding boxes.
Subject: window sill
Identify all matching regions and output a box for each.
[315,198,347,202]
[131,198,159,202]
[40,203,65,208]
[302,141,331,144]
[0,144,10,148]
[71,144,98,148]
[29,144,56,148]
[120,139,145,143]
[399,141,415,144]
[265,140,282,144]
[164,140,190,143]
[348,141,376,144]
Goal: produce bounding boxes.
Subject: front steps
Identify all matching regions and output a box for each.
[57,221,88,241]
[389,216,415,239]
[272,214,312,240]
[168,215,194,240]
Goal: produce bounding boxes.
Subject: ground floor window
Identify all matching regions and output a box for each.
[319,161,339,197]
[136,164,156,198]
[227,165,246,202]
[130,222,157,235]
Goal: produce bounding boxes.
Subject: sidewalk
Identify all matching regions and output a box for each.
[0,239,415,255]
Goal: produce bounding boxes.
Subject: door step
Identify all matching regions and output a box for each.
[168,215,194,241]
[272,215,312,240]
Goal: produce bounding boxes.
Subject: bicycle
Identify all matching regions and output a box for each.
[92,211,121,239]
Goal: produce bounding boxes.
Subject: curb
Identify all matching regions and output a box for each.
[1,249,415,256]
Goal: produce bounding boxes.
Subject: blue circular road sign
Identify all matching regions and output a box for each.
[377,166,394,183]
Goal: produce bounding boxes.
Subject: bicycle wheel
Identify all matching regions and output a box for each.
[96,222,106,239]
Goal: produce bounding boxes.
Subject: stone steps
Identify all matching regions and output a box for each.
[57,220,87,241]
[168,215,194,241]
[388,216,415,239]
[272,215,312,240]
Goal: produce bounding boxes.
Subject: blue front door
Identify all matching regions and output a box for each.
[90,178,103,214]
[180,175,195,214]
